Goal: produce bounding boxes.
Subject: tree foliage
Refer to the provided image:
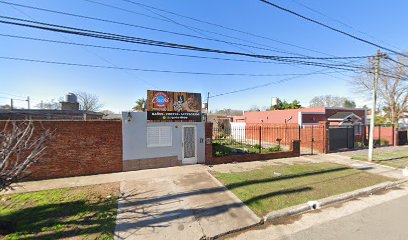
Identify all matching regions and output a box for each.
[133,98,146,111]
[35,99,61,110]
[271,99,302,110]
[353,57,408,125]
[0,105,11,110]
[0,121,52,191]
[75,91,104,112]
[214,108,243,116]
[309,95,355,108]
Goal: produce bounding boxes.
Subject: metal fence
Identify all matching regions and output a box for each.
[212,124,324,156]
[213,123,407,157]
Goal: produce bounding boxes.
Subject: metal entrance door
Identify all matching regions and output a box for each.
[182,126,197,164]
[329,127,355,152]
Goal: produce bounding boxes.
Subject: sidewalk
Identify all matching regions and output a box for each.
[2,164,260,240]
[2,164,207,195]
[302,153,405,179]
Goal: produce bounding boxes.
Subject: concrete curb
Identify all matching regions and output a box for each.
[263,179,408,223]
[210,179,407,239]
[329,153,400,171]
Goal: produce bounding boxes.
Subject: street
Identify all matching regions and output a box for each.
[225,182,408,240]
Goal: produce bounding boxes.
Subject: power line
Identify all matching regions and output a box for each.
[119,0,346,58]
[0,0,305,56]
[0,33,312,64]
[0,33,370,62]
[0,16,368,72]
[4,2,159,89]
[259,0,408,58]
[208,58,365,99]
[0,56,355,77]
[289,0,403,52]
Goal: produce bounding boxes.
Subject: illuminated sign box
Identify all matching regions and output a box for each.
[147,90,202,122]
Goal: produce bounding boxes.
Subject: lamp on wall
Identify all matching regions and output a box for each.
[127,112,132,122]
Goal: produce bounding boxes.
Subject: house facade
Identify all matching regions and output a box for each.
[244,107,366,127]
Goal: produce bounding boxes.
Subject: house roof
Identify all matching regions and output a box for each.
[328,112,362,121]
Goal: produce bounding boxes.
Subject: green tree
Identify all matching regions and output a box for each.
[271,99,302,110]
[343,100,356,108]
[133,98,146,111]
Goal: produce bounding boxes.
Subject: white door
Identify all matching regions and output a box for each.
[182,125,197,164]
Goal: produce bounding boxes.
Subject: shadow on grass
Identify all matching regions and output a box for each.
[243,187,313,205]
[224,167,349,189]
[114,168,351,233]
[0,198,117,240]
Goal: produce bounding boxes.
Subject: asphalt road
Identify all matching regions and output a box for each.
[287,193,408,240]
[226,183,408,240]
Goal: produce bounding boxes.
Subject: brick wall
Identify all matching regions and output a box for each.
[364,126,397,146]
[207,140,301,165]
[0,120,122,181]
[205,122,213,164]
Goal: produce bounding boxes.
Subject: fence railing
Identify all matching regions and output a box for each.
[212,124,324,156]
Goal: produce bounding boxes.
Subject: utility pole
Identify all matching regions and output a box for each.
[368,50,387,161]
[206,92,210,122]
[10,98,13,110]
[26,96,30,109]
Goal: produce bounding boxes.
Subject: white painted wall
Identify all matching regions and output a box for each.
[230,122,246,141]
[122,112,206,164]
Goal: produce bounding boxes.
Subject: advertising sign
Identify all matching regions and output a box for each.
[147,90,202,121]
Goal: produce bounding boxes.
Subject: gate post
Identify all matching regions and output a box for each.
[205,122,213,165]
[259,125,262,154]
[319,121,329,154]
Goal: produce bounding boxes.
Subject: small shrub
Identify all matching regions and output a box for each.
[253,144,262,149]
[216,132,226,139]
[355,142,367,147]
[373,139,389,146]
[267,146,282,152]
[215,151,227,157]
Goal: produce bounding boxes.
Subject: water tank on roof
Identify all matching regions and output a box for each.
[271,97,279,106]
[65,93,77,103]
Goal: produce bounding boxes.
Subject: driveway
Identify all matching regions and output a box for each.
[114,169,259,240]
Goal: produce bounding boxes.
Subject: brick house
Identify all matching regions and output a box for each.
[244,107,367,139]
[244,107,366,126]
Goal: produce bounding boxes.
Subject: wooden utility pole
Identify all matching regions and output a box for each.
[368,50,387,161]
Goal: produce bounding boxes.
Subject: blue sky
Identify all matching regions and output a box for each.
[1,0,408,112]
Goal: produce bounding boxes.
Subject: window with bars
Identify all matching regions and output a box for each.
[147,126,172,147]
[354,124,362,135]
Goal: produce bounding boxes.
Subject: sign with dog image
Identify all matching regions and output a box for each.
[147,90,202,121]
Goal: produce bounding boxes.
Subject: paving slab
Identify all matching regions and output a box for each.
[114,171,259,240]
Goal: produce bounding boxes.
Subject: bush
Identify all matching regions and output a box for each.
[374,139,389,146]
[215,151,228,157]
[253,144,262,149]
[267,146,282,152]
[215,132,227,139]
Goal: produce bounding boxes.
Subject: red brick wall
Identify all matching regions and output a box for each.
[302,113,326,124]
[0,120,122,181]
[205,122,213,164]
[364,126,396,145]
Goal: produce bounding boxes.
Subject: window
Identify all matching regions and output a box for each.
[147,126,172,147]
[354,124,362,135]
